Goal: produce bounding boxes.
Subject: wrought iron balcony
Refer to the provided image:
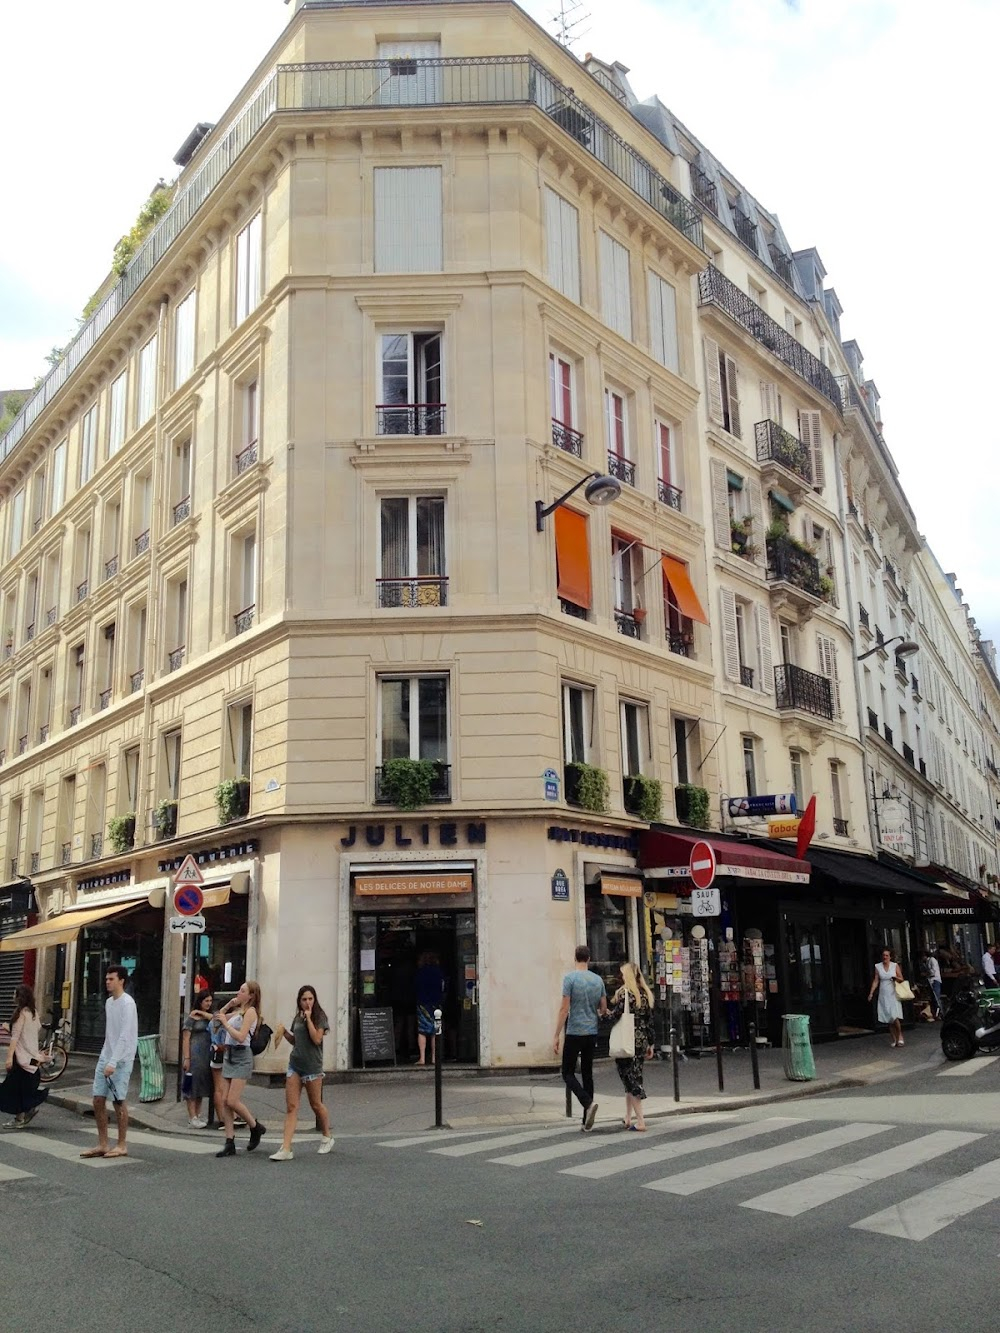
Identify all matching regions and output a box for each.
[732,209,758,252]
[377,577,448,609]
[30,852,39,874]
[9,858,16,877]
[847,500,860,520]
[551,418,583,457]
[99,688,111,710]
[25,621,35,642]
[765,536,824,599]
[134,529,150,556]
[90,833,103,859]
[894,654,908,681]
[607,450,635,486]
[863,524,875,546]
[61,843,72,866]
[130,669,145,693]
[374,762,451,804]
[657,479,682,511]
[233,605,255,634]
[376,403,446,436]
[740,665,755,688]
[614,608,642,639]
[76,579,89,602]
[768,246,794,286]
[875,626,885,648]
[883,723,894,746]
[39,724,49,742]
[69,706,81,726]
[903,743,916,767]
[754,419,812,485]
[911,674,921,698]
[699,266,841,409]
[691,164,717,215]
[17,734,28,755]
[104,554,119,580]
[884,558,898,585]
[833,817,849,837]
[867,708,879,730]
[900,585,910,606]
[668,634,693,657]
[46,606,57,626]
[172,495,191,524]
[560,598,588,620]
[168,645,186,671]
[858,604,870,630]
[235,441,258,474]
[774,663,833,720]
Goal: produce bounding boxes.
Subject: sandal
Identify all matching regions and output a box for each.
[80,1147,107,1158]
[628,1124,647,1132]
[104,1147,129,1159]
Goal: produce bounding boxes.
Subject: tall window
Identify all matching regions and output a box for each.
[790,749,805,811]
[162,729,182,800]
[544,187,580,302]
[8,796,23,875]
[226,700,253,780]
[703,337,741,437]
[379,675,449,765]
[174,291,196,387]
[620,700,650,777]
[373,167,443,273]
[673,716,699,787]
[742,735,758,798]
[656,419,681,508]
[235,213,262,325]
[830,760,845,833]
[133,473,152,554]
[378,333,443,435]
[231,534,256,635]
[376,40,442,104]
[611,534,640,619]
[648,272,679,374]
[599,231,632,339]
[80,405,98,485]
[9,488,24,557]
[51,440,67,513]
[379,495,446,608]
[236,379,259,472]
[173,438,192,522]
[549,353,576,441]
[122,745,140,813]
[30,466,46,535]
[108,372,127,457]
[136,334,158,426]
[562,683,594,765]
[604,389,631,468]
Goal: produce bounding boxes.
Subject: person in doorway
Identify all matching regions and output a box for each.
[269,985,334,1161]
[415,952,445,1066]
[982,944,998,987]
[920,950,943,1020]
[80,964,138,1159]
[0,985,49,1127]
[213,981,266,1157]
[606,963,655,1131]
[868,948,904,1048]
[182,990,215,1128]
[553,944,607,1131]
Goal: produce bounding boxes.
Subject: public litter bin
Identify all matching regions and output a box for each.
[782,1014,815,1082]
[137,1034,165,1102]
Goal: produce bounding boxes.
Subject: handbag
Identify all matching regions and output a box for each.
[249,1021,273,1056]
[608,987,635,1059]
[894,978,915,1002]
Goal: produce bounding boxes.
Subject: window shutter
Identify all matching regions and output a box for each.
[816,634,841,717]
[754,602,774,693]
[724,354,741,438]
[710,457,730,550]
[744,474,765,565]
[374,167,443,273]
[760,381,782,424]
[720,588,740,682]
[703,337,725,426]
[648,273,679,374]
[544,188,580,302]
[823,529,839,606]
[799,409,824,488]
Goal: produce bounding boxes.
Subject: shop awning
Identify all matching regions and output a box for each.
[661,556,709,625]
[202,885,231,909]
[759,844,953,899]
[638,830,810,884]
[0,902,141,952]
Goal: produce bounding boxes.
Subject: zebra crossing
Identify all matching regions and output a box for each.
[377,1114,1000,1241]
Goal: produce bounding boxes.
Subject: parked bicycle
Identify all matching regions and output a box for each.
[37,1013,71,1085]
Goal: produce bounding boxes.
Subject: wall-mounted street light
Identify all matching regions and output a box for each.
[535,472,621,532]
[856,634,919,663]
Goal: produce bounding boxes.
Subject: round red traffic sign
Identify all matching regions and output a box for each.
[174,884,204,917]
[688,840,716,890]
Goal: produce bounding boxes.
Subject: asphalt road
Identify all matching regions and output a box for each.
[3,1056,1000,1333]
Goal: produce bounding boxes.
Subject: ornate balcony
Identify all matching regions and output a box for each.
[374,763,451,804]
[233,605,255,635]
[911,674,921,700]
[769,246,794,286]
[858,603,870,630]
[667,634,692,657]
[377,577,448,608]
[607,450,635,487]
[867,708,879,731]
[884,558,898,586]
[17,734,28,755]
[25,621,35,642]
[376,404,445,436]
[894,654,909,683]
[691,164,717,215]
[235,442,258,474]
[134,529,150,556]
[76,579,89,602]
[774,663,833,721]
[104,554,119,580]
[833,817,849,837]
[754,418,812,494]
[551,418,583,457]
[172,496,191,524]
[883,723,894,747]
[733,209,758,252]
[919,758,927,778]
[699,266,841,409]
[614,609,642,639]
[903,743,916,767]
[130,669,145,693]
[740,665,755,688]
[69,706,81,726]
[765,536,824,620]
[168,646,186,672]
[99,688,111,710]
[657,479,682,511]
[90,834,103,859]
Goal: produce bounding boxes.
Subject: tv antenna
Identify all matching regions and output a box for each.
[550,0,590,50]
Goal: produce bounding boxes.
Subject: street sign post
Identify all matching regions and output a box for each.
[172,853,205,887]
[173,884,204,917]
[169,914,206,934]
[688,840,716,890]
[691,887,721,917]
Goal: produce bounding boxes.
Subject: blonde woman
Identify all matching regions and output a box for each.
[606,963,655,1131]
[213,981,267,1156]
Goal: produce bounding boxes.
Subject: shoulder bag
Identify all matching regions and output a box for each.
[249,1019,273,1056]
[894,978,915,1002]
[608,987,635,1060]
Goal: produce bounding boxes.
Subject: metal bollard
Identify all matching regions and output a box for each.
[433,1008,443,1128]
[670,1014,680,1104]
[748,1021,761,1090]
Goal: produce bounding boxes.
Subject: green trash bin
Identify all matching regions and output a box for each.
[137,1034,165,1103]
[782,1013,816,1082]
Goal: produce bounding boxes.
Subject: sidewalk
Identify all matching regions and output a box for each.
[47,1023,947,1138]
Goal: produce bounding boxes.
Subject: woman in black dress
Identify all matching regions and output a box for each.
[606,963,655,1131]
[0,985,49,1126]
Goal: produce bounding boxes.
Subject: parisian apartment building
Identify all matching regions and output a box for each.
[0,0,996,1061]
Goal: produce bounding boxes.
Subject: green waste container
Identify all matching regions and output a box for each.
[137,1034,165,1103]
[782,1013,815,1082]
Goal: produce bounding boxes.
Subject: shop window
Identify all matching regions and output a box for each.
[377,332,444,435]
[562,682,594,766]
[742,735,758,798]
[378,495,447,607]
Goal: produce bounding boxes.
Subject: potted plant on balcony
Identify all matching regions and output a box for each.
[107,812,136,855]
[730,517,755,558]
[154,799,178,840]
[674,783,710,829]
[380,757,437,811]
[623,774,662,823]
[564,761,610,814]
[818,574,834,601]
[215,776,251,825]
[631,604,647,625]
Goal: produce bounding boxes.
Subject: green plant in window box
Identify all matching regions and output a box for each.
[623,774,662,823]
[564,761,610,814]
[674,783,710,829]
[215,777,251,825]
[818,575,834,600]
[380,757,438,811]
[107,813,136,855]
[154,799,178,840]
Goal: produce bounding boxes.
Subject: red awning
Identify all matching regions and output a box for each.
[638,830,810,885]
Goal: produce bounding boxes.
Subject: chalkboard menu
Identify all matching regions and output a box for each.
[359,1006,396,1067]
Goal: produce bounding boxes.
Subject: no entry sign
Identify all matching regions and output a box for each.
[173,884,204,917]
[688,840,716,890]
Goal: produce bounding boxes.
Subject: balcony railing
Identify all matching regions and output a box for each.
[754,419,812,484]
[17,734,28,755]
[863,524,875,546]
[376,403,446,436]
[657,479,682,511]
[833,817,849,837]
[774,663,833,721]
[698,266,841,409]
[233,605,255,634]
[551,418,583,457]
[134,530,150,556]
[884,558,898,585]
[377,577,448,608]
[90,833,103,859]
[560,598,588,620]
[883,723,894,746]
[9,858,16,877]
[235,441,258,474]
[99,689,111,710]
[768,246,794,286]
[765,536,824,598]
[25,621,35,642]
[104,554,119,580]
[61,843,71,866]
[168,646,186,671]
[130,669,145,693]
[732,209,758,252]
[911,673,921,697]
[690,164,717,215]
[875,626,885,648]
[867,708,879,730]
[667,634,692,657]
[606,450,635,486]
[69,706,81,726]
[30,852,39,874]
[740,665,755,688]
[76,579,89,602]
[172,495,191,524]
[374,763,451,804]
[903,743,915,767]
[614,609,642,639]
[46,606,57,626]
[858,603,870,630]
[894,653,909,680]
[39,724,49,742]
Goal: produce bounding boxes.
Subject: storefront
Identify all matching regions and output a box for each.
[915,894,995,992]
[0,881,37,1021]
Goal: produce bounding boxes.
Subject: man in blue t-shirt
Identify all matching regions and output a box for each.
[553,945,607,1131]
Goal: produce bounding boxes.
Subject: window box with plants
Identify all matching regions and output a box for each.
[564,761,610,814]
[215,777,251,825]
[154,799,178,840]
[107,813,136,855]
[623,774,662,822]
[377,757,449,810]
[730,517,756,558]
[674,783,710,829]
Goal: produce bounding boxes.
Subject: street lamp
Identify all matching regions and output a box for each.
[535,472,621,532]
[855,635,919,662]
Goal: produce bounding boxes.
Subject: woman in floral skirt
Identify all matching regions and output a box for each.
[606,962,655,1132]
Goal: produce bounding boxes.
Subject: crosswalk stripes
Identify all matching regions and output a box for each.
[561,1116,803,1180]
[490,1114,735,1169]
[937,1056,999,1077]
[431,1126,581,1157]
[853,1157,1000,1240]
[1,1132,136,1168]
[0,1162,33,1183]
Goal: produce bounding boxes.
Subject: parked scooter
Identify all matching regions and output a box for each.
[940,982,1000,1061]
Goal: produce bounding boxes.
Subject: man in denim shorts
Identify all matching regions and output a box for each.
[80,963,138,1160]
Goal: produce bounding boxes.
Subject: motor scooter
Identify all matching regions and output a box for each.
[940,983,1000,1061]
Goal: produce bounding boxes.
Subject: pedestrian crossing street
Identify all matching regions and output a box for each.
[379,1113,1000,1242]
[0,1125,221,1181]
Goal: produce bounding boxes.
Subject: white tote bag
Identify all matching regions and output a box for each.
[608,985,635,1059]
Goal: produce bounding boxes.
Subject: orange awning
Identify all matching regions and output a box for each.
[661,555,708,624]
[0,902,141,952]
[554,507,591,609]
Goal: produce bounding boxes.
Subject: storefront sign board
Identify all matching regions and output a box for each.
[551,868,570,901]
[728,794,796,818]
[354,873,473,896]
[691,888,721,917]
[600,875,642,898]
[880,799,907,850]
[359,1007,396,1066]
[169,914,205,934]
[768,818,801,839]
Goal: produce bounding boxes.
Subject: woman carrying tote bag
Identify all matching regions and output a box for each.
[606,963,655,1131]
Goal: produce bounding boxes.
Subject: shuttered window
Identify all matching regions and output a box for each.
[720,587,740,682]
[235,213,262,325]
[798,409,824,488]
[599,231,632,339]
[174,291,196,388]
[9,489,25,558]
[544,187,581,302]
[816,633,842,717]
[648,272,679,373]
[374,167,443,273]
[754,602,773,693]
[760,381,783,425]
[376,40,442,104]
[703,337,740,436]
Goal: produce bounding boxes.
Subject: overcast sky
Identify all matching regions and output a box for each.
[1,0,996,642]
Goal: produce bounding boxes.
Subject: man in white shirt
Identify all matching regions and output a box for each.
[80,964,139,1160]
[983,946,998,987]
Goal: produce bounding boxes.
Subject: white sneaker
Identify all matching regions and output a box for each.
[269,1148,294,1161]
[188,1117,208,1129]
[317,1136,335,1155]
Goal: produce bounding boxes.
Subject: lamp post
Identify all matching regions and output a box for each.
[856,635,919,663]
[535,472,621,532]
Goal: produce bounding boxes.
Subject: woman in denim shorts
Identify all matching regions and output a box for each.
[269,985,333,1161]
[213,981,266,1157]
